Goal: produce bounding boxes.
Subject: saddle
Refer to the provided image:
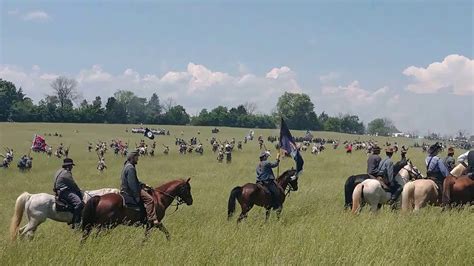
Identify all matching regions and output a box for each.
[120,192,145,213]
[54,197,74,212]
[375,176,391,192]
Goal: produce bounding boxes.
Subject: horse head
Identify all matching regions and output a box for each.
[176,178,193,205]
[278,168,299,191]
[405,160,423,180]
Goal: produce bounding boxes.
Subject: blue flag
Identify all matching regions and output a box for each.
[279,118,304,176]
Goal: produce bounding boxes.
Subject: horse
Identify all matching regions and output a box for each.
[227,169,298,222]
[343,159,411,209]
[81,178,192,241]
[401,162,469,212]
[401,179,439,212]
[442,175,473,207]
[10,188,119,240]
[351,161,423,214]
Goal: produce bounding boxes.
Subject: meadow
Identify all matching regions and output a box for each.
[0,123,472,265]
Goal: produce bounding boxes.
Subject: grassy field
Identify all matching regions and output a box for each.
[0,123,472,265]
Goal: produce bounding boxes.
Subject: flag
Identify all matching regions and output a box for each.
[279,118,304,176]
[144,128,155,140]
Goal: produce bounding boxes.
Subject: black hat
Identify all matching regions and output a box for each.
[62,158,75,167]
[428,143,442,154]
[373,146,381,152]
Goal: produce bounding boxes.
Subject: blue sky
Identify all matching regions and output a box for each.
[1,1,473,135]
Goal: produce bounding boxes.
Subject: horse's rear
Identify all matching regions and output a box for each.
[82,193,139,237]
[402,179,439,212]
[443,176,474,206]
[227,183,271,221]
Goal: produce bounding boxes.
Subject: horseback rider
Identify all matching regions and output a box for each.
[457,150,474,177]
[443,147,456,172]
[425,142,450,189]
[376,147,400,204]
[53,158,83,228]
[120,151,160,227]
[256,151,281,209]
[367,145,381,178]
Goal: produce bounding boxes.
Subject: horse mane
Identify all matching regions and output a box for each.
[278,168,296,179]
[156,179,187,190]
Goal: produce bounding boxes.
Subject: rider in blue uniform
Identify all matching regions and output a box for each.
[425,143,450,189]
[256,151,281,209]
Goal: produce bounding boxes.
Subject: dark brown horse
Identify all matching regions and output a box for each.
[81,178,193,241]
[227,169,298,222]
[442,175,474,207]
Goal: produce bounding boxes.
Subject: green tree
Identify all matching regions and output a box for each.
[367,118,398,136]
[146,93,162,124]
[276,92,321,130]
[105,97,127,123]
[162,105,190,125]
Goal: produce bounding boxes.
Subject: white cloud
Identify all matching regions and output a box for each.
[319,72,340,83]
[321,81,388,104]
[77,65,112,83]
[8,9,19,16]
[2,62,471,135]
[0,63,302,114]
[266,66,292,79]
[22,10,51,21]
[403,54,474,95]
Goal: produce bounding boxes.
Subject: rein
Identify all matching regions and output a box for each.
[155,189,185,215]
[400,165,422,181]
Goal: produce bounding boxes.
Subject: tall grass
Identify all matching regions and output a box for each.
[0,123,471,265]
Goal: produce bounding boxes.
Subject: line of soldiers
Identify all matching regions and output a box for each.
[367,142,473,206]
[53,151,162,229]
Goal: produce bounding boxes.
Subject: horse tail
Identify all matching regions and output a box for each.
[351,184,364,214]
[401,181,415,212]
[442,176,454,207]
[10,192,31,240]
[81,196,101,231]
[227,186,242,219]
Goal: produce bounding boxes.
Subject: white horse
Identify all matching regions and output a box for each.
[352,161,422,213]
[401,162,469,212]
[10,188,119,240]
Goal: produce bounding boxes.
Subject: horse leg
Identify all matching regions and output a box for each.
[19,219,41,240]
[237,203,252,223]
[276,206,283,220]
[157,222,170,241]
[265,208,271,221]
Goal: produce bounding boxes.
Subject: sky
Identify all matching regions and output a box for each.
[1,0,473,135]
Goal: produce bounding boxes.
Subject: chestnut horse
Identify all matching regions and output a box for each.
[227,169,298,222]
[442,175,473,207]
[81,178,193,241]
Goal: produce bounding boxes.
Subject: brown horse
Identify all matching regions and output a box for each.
[227,169,298,222]
[442,175,474,207]
[81,178,193,241]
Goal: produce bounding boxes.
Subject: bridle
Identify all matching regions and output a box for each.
[400,164,422,181]
[284,174,298,196]
[156,186,187,214]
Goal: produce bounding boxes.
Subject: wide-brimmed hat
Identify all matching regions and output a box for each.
[447,147,454,154]
[428,143,442,154]
[62,158,75,167]
[401,146,408,153]
[385,147,394,153]
[127,150,139,160]
[259,151,270,159]
[372,146,381,152]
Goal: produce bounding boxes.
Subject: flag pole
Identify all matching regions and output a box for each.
[276,147,280,178]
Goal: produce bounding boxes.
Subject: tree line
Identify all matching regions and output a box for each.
[0,77,399,135]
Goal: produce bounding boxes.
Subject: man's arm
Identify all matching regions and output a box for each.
[457,151,469,163]
[126,167,141,201]
[387,161,394,183]
[438,159,450,177]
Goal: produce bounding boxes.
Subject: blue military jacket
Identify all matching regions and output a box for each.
[256,160,279,182]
